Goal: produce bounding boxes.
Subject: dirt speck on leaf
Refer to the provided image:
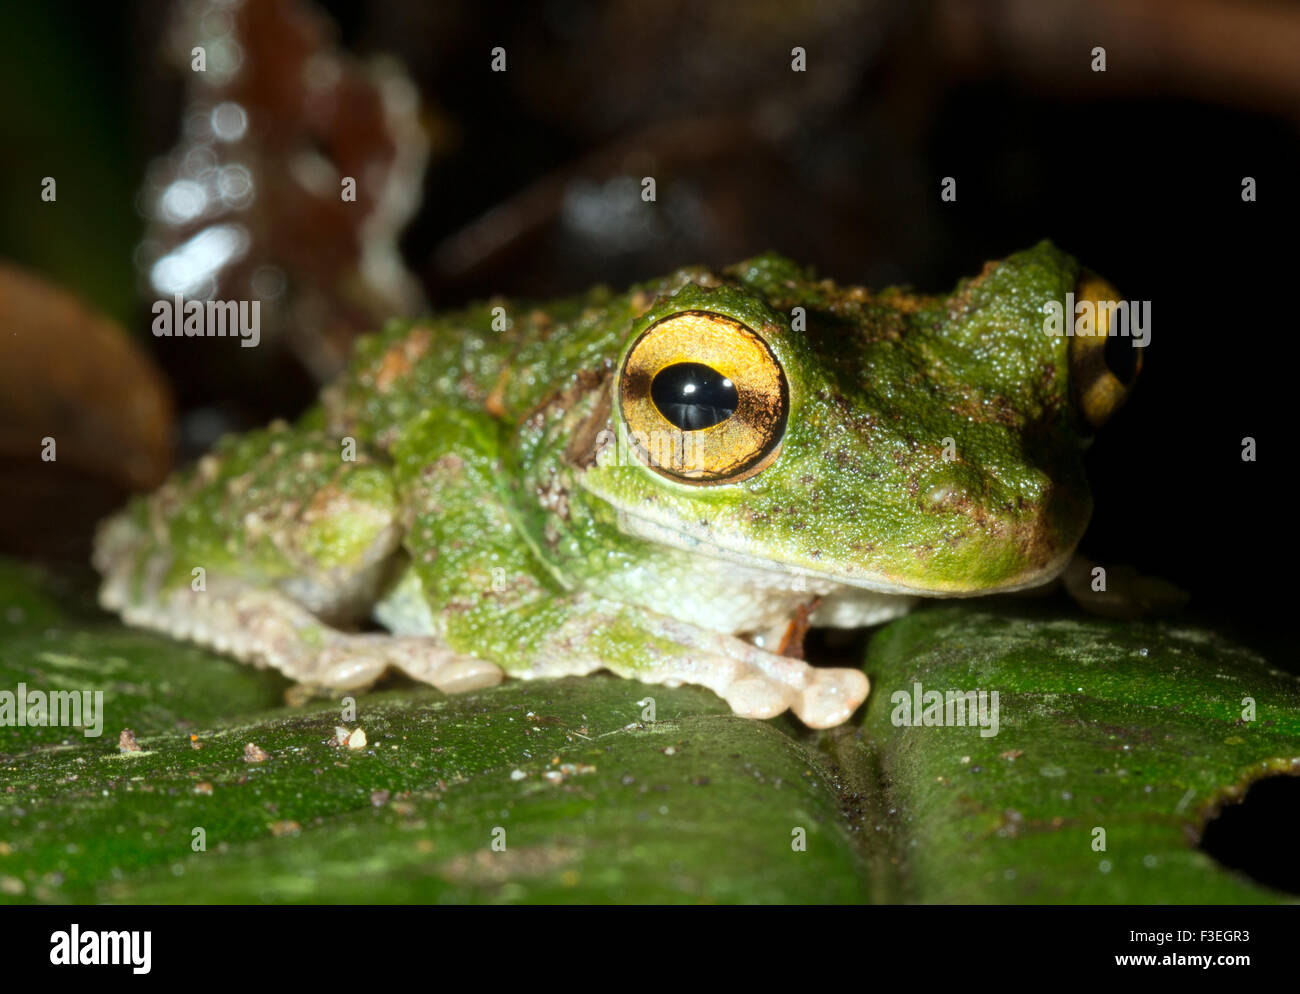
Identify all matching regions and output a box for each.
[440,845,578,885]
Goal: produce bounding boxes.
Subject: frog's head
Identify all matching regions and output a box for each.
[580,241,1141,596]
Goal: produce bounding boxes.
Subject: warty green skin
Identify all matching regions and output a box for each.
[95,241,1093,728]
[326,239,1088,590]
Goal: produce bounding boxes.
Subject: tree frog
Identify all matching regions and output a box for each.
[95,241,1138,728]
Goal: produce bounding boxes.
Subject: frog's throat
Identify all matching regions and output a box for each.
[612,507,1074,598]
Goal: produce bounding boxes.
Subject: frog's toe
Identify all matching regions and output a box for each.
[426,658,505,694]
[718,674,799,720]
[794,668,869,729]
[314,641,391,689]
[381,638,505,694]
[312,635,504,694]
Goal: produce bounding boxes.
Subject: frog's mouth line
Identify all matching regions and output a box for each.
[612,506,1074,598]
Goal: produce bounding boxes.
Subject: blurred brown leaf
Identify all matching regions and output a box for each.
[139,0,432,382]
[0,262,173,559]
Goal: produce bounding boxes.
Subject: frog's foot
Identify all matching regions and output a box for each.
[101,572,502,695]
[261,638,503,698]
[341,636,504,694]
[652,619,869,729]
[527,609,868,728]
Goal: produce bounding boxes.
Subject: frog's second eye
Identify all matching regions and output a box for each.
[618,311,787,484]
[1069,272,1144,429]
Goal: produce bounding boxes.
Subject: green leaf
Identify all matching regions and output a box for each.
[0,562,289,751]
[848,605,1300,903]
[0,561,867,903]
[2,557,1298,903]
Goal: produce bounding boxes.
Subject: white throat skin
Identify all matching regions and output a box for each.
[608,508,914,637]
[613,504,1073,600]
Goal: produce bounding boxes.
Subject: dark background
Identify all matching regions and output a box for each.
[1,0,1295,661]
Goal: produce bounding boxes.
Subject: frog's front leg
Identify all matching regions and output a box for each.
[531,597,869,727]
[386,409,868,728]
[390,565,867,726]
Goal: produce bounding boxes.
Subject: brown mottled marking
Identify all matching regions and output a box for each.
[942,260,998,316]
[516,367,607,436]
[374,326,433,392]
[564,375,613,470]
[429,453,467,476]
[457,372,486,404]
[484,365,512,418]
[524,308,555,341]
[950,394,1021,427]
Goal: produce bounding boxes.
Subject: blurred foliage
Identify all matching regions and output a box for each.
[0,5,140,323]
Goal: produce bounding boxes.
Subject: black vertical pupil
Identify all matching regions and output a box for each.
[650,362,738,430]
[1103,334,1140,385]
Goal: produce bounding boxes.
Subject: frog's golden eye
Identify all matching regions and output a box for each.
[618,311,787,484]
[1069,271,1144,429]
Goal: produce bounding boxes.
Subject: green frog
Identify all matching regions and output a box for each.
[94,241,1138,728]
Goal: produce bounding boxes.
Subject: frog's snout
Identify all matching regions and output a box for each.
[1068,271,1143,428]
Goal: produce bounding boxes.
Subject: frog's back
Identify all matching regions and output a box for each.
[319,264,739,447]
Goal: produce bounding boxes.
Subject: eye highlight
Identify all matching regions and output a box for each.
[619,311,787,484]
[651,362,738,430]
